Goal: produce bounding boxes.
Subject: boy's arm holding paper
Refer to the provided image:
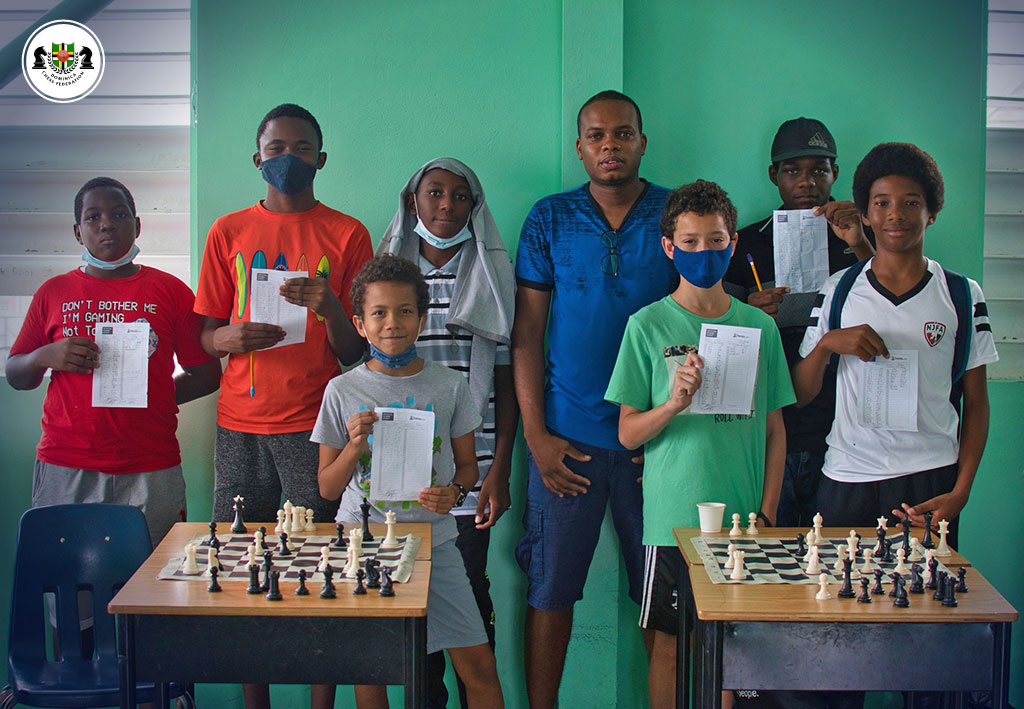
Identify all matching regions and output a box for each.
[618,352,703,450]
[418,431,479,515]
[318,409,376,500]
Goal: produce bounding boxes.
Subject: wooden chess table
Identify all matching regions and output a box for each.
[109,521,432,708]
[672,527,1018,708]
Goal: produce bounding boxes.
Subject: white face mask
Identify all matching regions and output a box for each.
[412,196,474,250]
[82,243,140,270]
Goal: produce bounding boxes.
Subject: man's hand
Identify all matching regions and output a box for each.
[821,324,889,362]
[475,472,511,529]
[747,286,789,318]
[37,337,100,374]
[212,321,285,354]
[816,201,870,250]
[891,490,968,531]
[418,484,458,515]
[280,277,342,320]
[632,452,644,484]
[345,410,378,457]
[527,431,591,497]
[668,352,703,413]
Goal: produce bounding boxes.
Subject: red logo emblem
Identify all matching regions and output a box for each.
[924,322,946,347]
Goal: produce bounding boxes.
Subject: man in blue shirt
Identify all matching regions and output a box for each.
[512,90,678,708]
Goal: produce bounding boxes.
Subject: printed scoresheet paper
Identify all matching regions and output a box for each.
[370,407,435,501]
[250,268,307,348]
[690,324,760,416]
[92,321,149,408]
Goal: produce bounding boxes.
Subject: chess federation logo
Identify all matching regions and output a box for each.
[924,321,946,347]
[21,20,104,103]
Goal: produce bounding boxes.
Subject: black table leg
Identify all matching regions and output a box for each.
[122,615,136,709]
[993,622,1011,709]
[676,567,693,709]
[705,621,724,709]
[405,616,426,708]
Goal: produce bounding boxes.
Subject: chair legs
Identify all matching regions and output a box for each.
[0,684,16,708]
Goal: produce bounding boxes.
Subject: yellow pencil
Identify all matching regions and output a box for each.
[746,253,763,292]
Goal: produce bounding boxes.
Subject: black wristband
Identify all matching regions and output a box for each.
[757,511,773,527]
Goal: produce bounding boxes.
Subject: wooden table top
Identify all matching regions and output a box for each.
[672,527,1016,623]
[673,526,970,569]
[109,522,432,618]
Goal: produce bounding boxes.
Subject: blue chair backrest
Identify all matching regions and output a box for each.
[7,504,153,669]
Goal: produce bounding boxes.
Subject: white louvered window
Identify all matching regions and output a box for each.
[0,0,189,365]
[986,1,1024,380]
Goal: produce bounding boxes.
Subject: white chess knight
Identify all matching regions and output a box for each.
[381,509,400,549]
[181,544,199,575]
[283,500,294,534]
[806,545,821,575]
[729,513,743,537]
[815,572,832,600]
[935,519,952,557]
[729,550,746,580]
[304,507,316,532]
[746,512,758,536]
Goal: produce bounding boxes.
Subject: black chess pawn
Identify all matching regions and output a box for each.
[231,496,247,533]
[207,566,222,593]
[881,538,894,564]
[871,568,886,595]
[857,577,872,603]
[258,526,268,541]
[909,564,924,594]
[295,569,310,596]
[360,497,375,542]
[210,535,221,553]
[278,532,291,557]
[942,575,958,607]
[353,568,367,595]
[795,533,806,558]
[838,558,856,598]
[333,523,347,549]
[888,572,902,598]
[875,525,886,555]
[261,552,274,593]
[926,556,940,590]
[208,520,219,546]
[379,567,395,597]
[922,511,935,549]
[893,576,910,608]
[320,564,337,599]
[266,570,283,601]
[246,564,261,594]
[900,517,912,558]
[956,567,969,593]
[365,559,381,589]
[933,571,948,601]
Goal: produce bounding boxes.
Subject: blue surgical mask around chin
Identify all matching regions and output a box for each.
[412,197,474,250]
[260,153,318,195]
[671,245,732,289]
[369,342,418,370]
[82,243,140,270]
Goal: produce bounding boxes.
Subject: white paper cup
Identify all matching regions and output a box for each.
[697,502,726,533]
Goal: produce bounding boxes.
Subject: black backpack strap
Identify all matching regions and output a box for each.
[826,261,868,370]
[943,268,972,414]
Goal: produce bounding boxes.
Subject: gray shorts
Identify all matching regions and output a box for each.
[427,539,490,655]
[32,460,186,545]
[213,426,339,525]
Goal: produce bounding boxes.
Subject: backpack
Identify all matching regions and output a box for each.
[826,260,972,412]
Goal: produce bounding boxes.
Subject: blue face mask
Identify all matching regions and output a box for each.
[260,153,318,195]
[412,197,474,250]
[672,245,732,289]
[82,243,140,270]
[369,342,418,370]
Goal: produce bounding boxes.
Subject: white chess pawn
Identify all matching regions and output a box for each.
[292,506,305,534]
[247,543,257,568]
[253,529,264,555]
[317,545,330,572]
[204,546,219,576]
[908,537,923,562]
[275,509,285,534]
[860,547,874,575]
[746,512,758,536]
[806,545,821,575]
[894,547,908,575]
[806,527,818,548]
[935,519,952,557]
[283,500,293,534]
[815,572,832,600]
[304,507,316,532]
[729,513,743,537]
[729,550,746,580]
[724,543,736,569]
[181,544,199,575]
[833,544,847,574]
[381,509,400,549]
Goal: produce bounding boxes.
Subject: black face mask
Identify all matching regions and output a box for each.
[260,154,317,195]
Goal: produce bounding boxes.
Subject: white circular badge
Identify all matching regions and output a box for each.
[21,20,105,103]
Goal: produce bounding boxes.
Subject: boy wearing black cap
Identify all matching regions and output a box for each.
[723,117,873,529]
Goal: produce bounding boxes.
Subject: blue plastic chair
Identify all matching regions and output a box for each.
[2,504,190,707]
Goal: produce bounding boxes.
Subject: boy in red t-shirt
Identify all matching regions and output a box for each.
[7,177,221,544]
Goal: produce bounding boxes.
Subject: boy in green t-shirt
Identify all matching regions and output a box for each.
[605,180,794,708]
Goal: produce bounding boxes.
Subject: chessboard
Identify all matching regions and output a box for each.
[691,535,953,585]
[158,532,421,584]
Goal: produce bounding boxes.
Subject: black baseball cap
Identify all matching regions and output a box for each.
[771,117,837,163]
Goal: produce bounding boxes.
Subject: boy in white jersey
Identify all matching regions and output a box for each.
[793,142,998,550]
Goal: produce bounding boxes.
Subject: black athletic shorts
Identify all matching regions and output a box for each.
[639,545,684,634]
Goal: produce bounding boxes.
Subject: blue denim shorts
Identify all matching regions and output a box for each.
[514,434,644,611]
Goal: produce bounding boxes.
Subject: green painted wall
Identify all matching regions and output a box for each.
[1,1,1017,707]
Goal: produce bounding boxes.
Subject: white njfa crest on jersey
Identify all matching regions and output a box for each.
[923,321,946,347]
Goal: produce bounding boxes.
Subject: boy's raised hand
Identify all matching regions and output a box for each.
[747,287,789,318]
[821,324,889,362]
[280,277,342,320]
[418,484,458,515]
[39,337,101,374]
[528,432,591,498]
[213,321,285,353]
[669,352,703,413]
[816,201,870,250]
[345,410,378,455]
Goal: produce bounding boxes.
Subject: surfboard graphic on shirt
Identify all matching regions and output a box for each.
[234,252,246,318]
[296,253,309,275]
[314,255,329,322]
[273,253,288,270]
[252,250,267,272]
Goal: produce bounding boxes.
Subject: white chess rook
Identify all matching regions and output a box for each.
[729,550,746,580]
[182,544,199,575]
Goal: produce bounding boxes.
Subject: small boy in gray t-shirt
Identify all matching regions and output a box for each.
[311,254,504,707]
